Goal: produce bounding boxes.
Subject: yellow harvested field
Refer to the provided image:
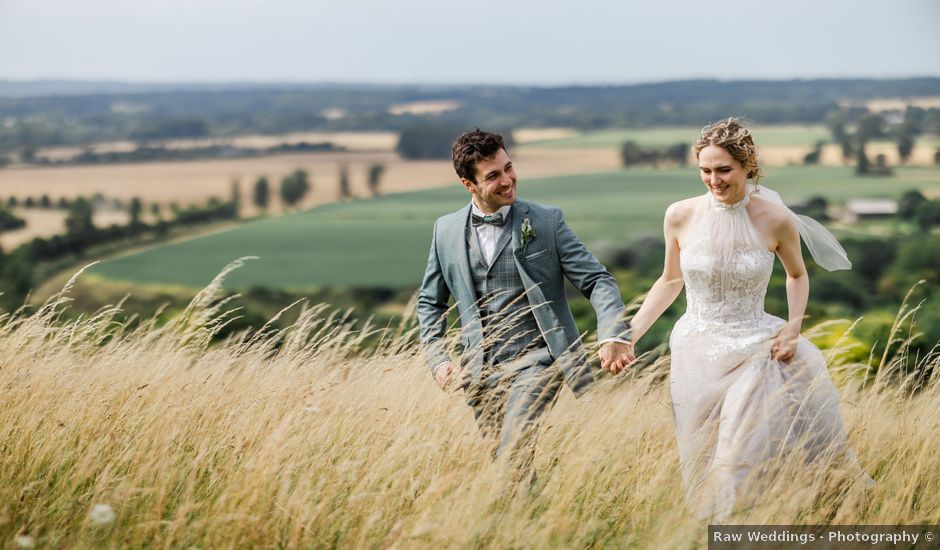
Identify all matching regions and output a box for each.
[846,96,940,112]
[1,208,143,249]
[748,143,936,167]
[387,100,461,115]
[513,128,580,144]
[38,132,400,161]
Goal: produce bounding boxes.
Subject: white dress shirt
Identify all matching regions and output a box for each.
[470,202,512,264]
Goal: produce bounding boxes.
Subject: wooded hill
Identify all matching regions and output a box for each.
[2,78,939,151]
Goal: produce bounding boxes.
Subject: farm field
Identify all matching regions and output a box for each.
[518,125,940,166]
[524,125,833,148]
[89,166,940,290]
[0,146,621,249]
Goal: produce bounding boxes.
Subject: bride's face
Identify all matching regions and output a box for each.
[698,145,748,204]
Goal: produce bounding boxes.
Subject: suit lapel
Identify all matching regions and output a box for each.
[466,222,486,269]
[441,204,477,305]
[510,201,529,266]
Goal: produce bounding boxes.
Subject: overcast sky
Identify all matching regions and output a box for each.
[1,0,938,85]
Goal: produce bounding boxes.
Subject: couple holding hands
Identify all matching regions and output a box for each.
[417,120,868,519]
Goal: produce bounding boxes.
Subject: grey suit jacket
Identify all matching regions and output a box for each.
[417,199,630,395]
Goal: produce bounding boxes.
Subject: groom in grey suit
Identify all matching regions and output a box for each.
[417,129,634,480]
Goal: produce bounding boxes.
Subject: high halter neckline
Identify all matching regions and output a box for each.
[709,191,750,211]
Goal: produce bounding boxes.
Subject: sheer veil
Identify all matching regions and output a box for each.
[752,185,852,272]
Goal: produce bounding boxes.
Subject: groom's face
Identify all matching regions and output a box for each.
[461,148,517,213]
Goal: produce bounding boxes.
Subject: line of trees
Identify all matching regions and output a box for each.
[826,106,940,175]
[250,164,386,211]
[4,79,940,153]
[0,194,241,310]
[898,190,940,232]
[620,141,689,168]
[0,204,25,232]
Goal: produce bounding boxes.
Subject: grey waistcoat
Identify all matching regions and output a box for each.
[466,219,546,365]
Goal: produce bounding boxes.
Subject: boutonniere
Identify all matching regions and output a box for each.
[520,216,536,250]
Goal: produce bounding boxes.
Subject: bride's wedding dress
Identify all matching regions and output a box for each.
[669,189,867,519]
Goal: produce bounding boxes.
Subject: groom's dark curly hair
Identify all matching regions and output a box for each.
[452,129,506,183]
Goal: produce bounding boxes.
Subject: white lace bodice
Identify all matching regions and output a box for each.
[679,192,776,327]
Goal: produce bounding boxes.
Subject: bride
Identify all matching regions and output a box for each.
[626,118,868,519]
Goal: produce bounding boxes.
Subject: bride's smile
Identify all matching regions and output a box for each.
[698,144,749,204]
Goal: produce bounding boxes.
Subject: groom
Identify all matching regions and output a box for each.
[417,129,634,479]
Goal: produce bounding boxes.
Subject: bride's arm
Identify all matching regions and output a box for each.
[629,202,687,345]
[773,214,809,362]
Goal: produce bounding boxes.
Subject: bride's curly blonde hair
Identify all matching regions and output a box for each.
[694,117,764,183]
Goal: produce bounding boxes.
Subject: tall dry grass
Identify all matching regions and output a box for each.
[1,263,939,548]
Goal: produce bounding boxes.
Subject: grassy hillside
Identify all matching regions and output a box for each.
[1,281,938,547]
[89,166,940,290]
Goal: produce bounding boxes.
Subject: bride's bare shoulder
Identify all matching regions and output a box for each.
[749,193,795,230]
[664,196,704,227]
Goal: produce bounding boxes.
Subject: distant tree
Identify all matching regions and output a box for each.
[855,144,872,175]
[898,190,927,220]
[253,176,270,210]
[20,147,35,164]
[825,112,853,163]
[665,142,689,165]
[0,247,35,311]
[24,197,34,208]
[897,134,915,164]
[130,116,210,142]
[620,140,645,167]
[56,197,70,210]
[896,110,920,165]
[802,141,825,165]
[856,113,886,142]
[150,202,161,218]
[338,164,351,200]
[6,196,17,208]
[803,196,830,221]
[129,197,143,225]
[915,200,940,233]
[65,197,95,236]
[39,194,51,208]
[0,205,26,232]
[396,124,468,160]
[934,149,940,166]
[230,179,241,216]
[367,164,385,197]
[280,169,311,207]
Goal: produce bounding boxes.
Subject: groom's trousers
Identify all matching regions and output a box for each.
[464,347,564,483]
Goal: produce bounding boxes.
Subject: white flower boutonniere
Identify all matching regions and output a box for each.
[520,216,536,251]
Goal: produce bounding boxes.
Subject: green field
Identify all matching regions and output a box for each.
[90,166,940,290]
[524,125,832,148]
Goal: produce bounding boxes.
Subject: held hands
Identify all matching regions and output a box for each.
[434,361,459,391]
[599,341,636,375]
[771,328,800,362]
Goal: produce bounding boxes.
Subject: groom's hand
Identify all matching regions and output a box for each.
[434,361,459,391]
[599,341,636,374]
